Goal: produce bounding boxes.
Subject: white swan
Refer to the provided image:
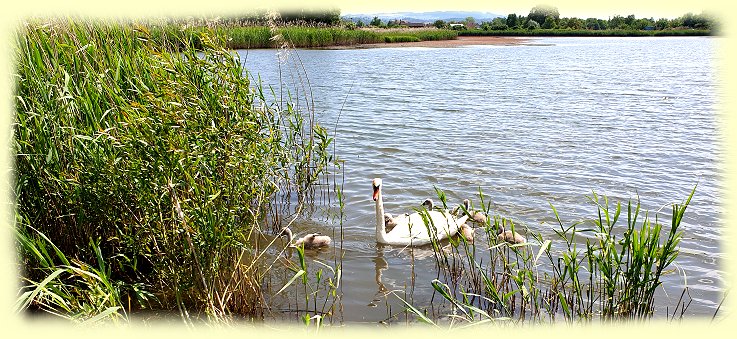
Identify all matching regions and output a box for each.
[280,228,331,249]
[372,178,467,246]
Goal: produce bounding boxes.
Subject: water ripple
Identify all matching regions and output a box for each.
[238,37,723,319]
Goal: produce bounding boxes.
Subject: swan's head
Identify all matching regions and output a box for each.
[422,198,433,210]
[278,227,294,243]
[372,178,383,201]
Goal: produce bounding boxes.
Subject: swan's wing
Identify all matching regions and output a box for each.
[386,211,460,242]
[394,213,409,223]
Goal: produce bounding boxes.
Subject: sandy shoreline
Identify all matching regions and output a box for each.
[319,36,535,49]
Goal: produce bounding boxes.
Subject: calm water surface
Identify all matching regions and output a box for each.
[238,37,723,322]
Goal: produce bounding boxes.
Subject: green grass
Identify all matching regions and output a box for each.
[147,25,458,49]
[383,35,421,43]
[14,19,337,322]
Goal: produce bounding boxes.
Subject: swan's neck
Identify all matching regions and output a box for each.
[375,191,388,243]
[282,228,294,244]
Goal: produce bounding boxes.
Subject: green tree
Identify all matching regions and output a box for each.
[528,4,559,27]
[597,19,608,30]
[585,18,600,30]
[567,17,584,29]
[680,12,714,29]
[526,19,540,30]
[464,16,476,28]
[542,16,557,29]
[558,17,570,29]
[669,17,683,28]
[609,15,627,29]
[433,19,447,29]
[624,14,637,28]
[633,18,654,30]
[506,14,519,28]
[625,14,636,27]
[655,18,669,30]
[370,16,382,27]
[490,17,508,30]
[343,20,357,30]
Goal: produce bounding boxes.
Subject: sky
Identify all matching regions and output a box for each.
[3,0,724,20]
[337,0,718,20]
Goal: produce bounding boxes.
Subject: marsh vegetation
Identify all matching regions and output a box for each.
[13,19,341,324]
[393,188,698,325]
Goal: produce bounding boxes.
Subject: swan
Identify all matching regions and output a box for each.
[373,178,467,246]
[462,199,488,224]
[423,198,456,214]
[458,223,474,242]
[425,199,475,242]
[422,198,434,210]
[497,228,526,244]
[279,227,331,249]
[384,212,409,232]
[386,199,436,232]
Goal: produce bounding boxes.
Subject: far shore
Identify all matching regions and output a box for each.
[319,36,535,49]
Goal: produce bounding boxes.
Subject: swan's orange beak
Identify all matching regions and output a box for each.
[372,185,379,201]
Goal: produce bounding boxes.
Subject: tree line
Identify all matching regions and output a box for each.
[431,5,716,31]
[157,6,715,33]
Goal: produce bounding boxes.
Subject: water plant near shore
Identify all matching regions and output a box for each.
[400,187,696,325]
[14,19,339,322]
[147,23,458,49]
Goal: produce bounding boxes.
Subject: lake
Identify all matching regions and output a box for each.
[237,36,723,323]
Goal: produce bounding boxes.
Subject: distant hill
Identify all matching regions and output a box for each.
[342,11,504,24]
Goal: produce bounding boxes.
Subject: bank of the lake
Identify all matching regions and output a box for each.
[157,25,713,50]
[325,36,532,49]
[153,25,459,49]
[458,28,713,37]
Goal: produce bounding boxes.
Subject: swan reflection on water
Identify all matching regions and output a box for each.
[369,251,388,308]
[368,244,439,309]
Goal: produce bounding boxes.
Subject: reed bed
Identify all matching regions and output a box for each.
[400,187,696,325]
[147,25,458,49]
[13,18,339,324]
[383,36,422,43]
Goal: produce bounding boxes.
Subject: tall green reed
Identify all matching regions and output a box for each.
[146,22,457,49]
[14,18,336,322]
[402,186,696,325]
[14,217,152,324]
